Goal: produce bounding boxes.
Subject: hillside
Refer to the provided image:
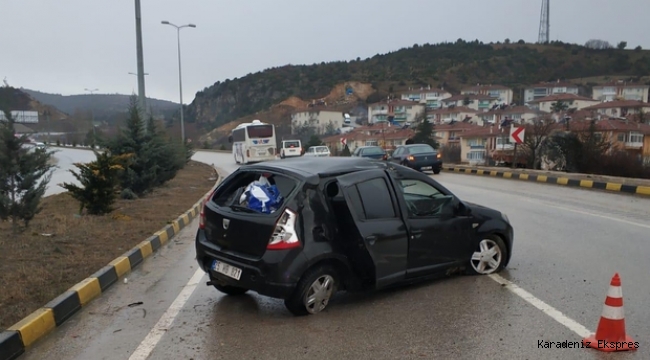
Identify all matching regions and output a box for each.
[187,40,650,133]
[21,89,179,124]
[0,86,73,132]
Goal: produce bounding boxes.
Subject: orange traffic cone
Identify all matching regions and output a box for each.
[582,273,637,352]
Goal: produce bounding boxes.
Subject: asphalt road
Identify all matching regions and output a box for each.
[21,151,650,359]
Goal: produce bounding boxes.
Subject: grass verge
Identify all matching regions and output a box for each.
[0,160,217,330]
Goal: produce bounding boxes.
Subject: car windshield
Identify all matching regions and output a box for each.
[363,147,385,155]
[409,145,435,154]
[313,146,328,152]
[284,141,300,148]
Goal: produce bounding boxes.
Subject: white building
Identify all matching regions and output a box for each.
[290,110,346,135]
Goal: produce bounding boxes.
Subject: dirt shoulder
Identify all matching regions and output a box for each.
[445,164,650,188]
[0,160,217,330]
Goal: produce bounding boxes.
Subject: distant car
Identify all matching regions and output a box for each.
[303,145,330,157]
[195,157,513,315]
[351,146,387,160]
[280,140,302,159]
[389,144,442,174]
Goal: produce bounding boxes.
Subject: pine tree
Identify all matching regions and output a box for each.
[411,113,439,149]
[0,110,54,232]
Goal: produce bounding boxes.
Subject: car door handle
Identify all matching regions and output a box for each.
[410,229,423,239]
[365,235,377,245]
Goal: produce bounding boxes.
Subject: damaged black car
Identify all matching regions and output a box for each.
[195,157,514,316]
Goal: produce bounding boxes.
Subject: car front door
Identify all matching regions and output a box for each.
[391,147,404,163]
[335,169,409,288]
[391,173,475,278]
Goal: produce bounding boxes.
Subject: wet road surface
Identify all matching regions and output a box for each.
[22,151,650,359]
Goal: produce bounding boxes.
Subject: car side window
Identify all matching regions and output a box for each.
[352,177,397,220]
[393,148,402,157]
[397,179,451,218]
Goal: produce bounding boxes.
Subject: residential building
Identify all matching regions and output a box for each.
[291,110,346,135]
[427,106,478,125]
[478,106,548,126]
[566,118,650,163]
[528,93,600,113]
[400,87,452,110]
[524,81,580,103]
[367,100,425,124]
[592,82,650,102]
[441,94,500,111]
[461,84,513,104]
[457,125,505,165]
[432,122,480,148]
[581,100,650,118]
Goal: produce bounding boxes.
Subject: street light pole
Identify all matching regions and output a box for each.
[161,20,196,143]
[84,88,98,146]
[134,0,147,123]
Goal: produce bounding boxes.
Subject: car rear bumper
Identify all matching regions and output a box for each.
[195,229,305,299]
[408,159,442,169]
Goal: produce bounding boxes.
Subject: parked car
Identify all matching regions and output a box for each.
[390,143,442,174]
[195,157,513,315]
[351,145,387,160]
[303,145,330,157]
[280,140,302,159]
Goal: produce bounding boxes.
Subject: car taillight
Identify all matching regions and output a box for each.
[436,153,441,159]
[382,154,388,160]
[267,208,300,250]
[199,189,217,229]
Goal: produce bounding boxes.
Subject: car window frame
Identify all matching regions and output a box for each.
[346,176,400,222]
[392,174,453,219]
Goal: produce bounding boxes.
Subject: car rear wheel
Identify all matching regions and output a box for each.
[466,235,507,275]
[433,169,441,174]
[213,282,249,296]
[284,265,338,316]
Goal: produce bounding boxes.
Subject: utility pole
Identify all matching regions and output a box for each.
[135,0,148,125]
[84,88,97,146]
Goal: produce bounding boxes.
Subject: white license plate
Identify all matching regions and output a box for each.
[212,260,242,280]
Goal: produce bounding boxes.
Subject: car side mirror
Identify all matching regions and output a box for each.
[455,198,471,216]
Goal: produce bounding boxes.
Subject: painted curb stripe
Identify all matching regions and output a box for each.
[43,290,80,326]
[0,331,23,360]
[444,167,648,197]
[0,171,222,359]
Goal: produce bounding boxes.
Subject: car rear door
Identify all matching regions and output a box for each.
[335,169,409,288]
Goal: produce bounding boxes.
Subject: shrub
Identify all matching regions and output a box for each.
[60,151,130,215]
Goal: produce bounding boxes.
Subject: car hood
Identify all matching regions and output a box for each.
[463,201,502,218]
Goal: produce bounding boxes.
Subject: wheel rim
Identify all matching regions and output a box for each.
[303,275,335,314]
[470,239,503,274]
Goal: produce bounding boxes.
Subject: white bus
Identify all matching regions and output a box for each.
[228,120,277,164]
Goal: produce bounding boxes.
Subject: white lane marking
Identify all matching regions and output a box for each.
[521,198,650,230]
[129,268,206,360]
[488,274,592,338]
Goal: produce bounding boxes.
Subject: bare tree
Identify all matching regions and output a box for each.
[521,117,555,169]
[585,39,613,49]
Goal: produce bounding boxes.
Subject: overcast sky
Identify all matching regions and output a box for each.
[2,0,649,104]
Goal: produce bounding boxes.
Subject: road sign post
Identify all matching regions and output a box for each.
[509,126,525,168]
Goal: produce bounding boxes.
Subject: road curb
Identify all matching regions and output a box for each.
[0,169,224,360]
[444,166,650,197]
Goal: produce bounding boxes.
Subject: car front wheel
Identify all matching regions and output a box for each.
[284,265,338,316]
[466,235,507,275]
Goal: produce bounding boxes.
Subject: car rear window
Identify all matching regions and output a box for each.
[313,146,329,152]
[212,170,299,212]
[409,145,435,154]
[283,141,300,148]
[363,147,385,155]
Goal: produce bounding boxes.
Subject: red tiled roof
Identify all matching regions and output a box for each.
[582,100,650,110]
[434,122,481,131]
[566,119,650,135]
[482,106,546,115]
[458,125,507,138]
[529,93,598,103]
[593,82,649,89]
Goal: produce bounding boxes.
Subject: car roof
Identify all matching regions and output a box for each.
[401,144,434,148]
[242,157,388,180]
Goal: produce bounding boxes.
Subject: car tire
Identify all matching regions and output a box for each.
[433,169,441,174]
[213,282,249,296]
[284,265,339,316]
[465,235,507,275]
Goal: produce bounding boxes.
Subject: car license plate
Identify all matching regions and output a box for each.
[212,260,242,280]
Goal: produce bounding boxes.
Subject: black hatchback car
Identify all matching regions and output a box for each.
[390,143,443,174]
[196,157,513,316]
